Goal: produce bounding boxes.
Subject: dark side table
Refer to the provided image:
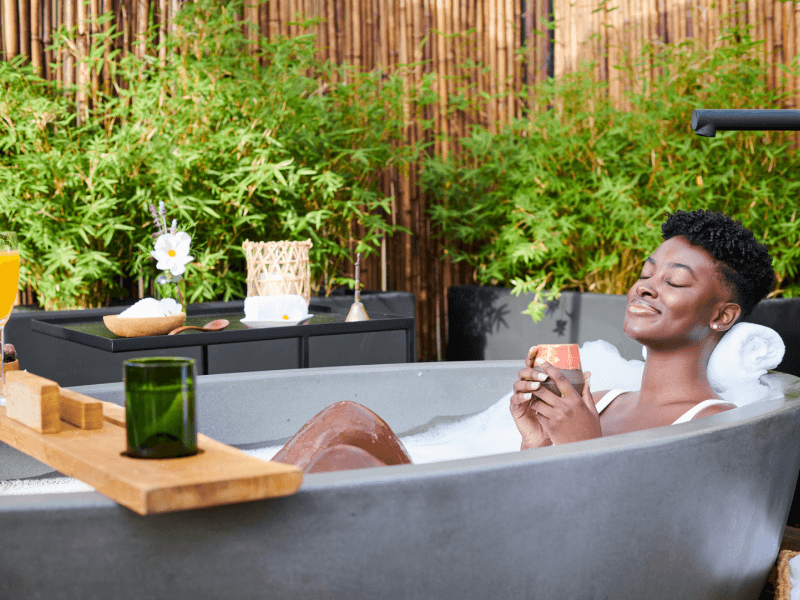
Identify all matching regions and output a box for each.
[23,303,414,387]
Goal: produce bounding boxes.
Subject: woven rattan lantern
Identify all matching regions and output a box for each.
[243,239,313,304]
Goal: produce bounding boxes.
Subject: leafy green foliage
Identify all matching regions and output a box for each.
[425,21,800,321]
[0,0,409,309]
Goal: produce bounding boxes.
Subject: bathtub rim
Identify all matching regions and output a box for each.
[1,362,797,510]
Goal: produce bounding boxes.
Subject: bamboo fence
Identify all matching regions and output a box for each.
[4,0,800,361]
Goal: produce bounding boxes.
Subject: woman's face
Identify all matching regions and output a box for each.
[623,235,738,348]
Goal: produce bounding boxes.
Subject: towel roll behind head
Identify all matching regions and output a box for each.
[707,322,785,392]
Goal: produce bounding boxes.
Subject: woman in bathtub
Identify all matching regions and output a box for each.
[273,209,776,471]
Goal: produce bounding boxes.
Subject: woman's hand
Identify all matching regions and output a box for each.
[530,360,601,445]
[510,346,554,449]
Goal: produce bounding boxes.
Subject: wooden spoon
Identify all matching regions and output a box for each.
[168,319,230,335]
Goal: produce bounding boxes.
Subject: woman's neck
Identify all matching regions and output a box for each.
[639,343,718,406]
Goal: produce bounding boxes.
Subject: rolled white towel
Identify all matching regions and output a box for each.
[707,322,785,393]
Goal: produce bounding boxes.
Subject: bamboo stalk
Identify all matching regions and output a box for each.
[648,0,658,85]
[77,0,91,124]
[0,2,4,58]
[20,0,31,60]
[505,0,514,118]
[629,0,637,96]
[31,0,42,71]
[364,0,372,69]
[64,0,74,85]
[2,0,19,58]
[721,0,729,38]
[89,0,100,96]
[783,0,792,99]
[774,0,783,94]
[403,0,413,296]
[607,0,621,107]
[352,0,360,68]
[765,0,773,89]
[523,0,532,97]
[796,2,800,117]
[447,0,457,140]
[137,0,147,59]
[284,0,291,38]
[386,0,394,67]
[510,1,523,118]
[434,0,445,156]
[570,0,578,74]
[593,0,601,83]
[258,0,268,61]
[490,0,499,129]
[43,0,53,79]
[553,0,562,79]
[342,0,350,66]
[685,0,692,41]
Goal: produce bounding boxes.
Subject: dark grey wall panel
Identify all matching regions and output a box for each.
[447,286,800,377]
[447,287,643,362]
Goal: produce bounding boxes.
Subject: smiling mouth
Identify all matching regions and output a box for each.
[628,299,660,314]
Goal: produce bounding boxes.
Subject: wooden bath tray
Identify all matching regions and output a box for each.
[0,400,303,516]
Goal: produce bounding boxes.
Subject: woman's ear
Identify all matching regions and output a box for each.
[711,302,741,332]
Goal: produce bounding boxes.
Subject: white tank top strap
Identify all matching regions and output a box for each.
[672,399,735,424]
[595,389,628,415]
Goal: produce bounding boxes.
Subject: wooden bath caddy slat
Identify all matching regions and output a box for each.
[0,401,303,515]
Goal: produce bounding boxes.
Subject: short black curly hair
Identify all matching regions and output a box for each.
[661,209,774,320]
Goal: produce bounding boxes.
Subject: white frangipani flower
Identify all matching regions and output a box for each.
[151,231,194,276]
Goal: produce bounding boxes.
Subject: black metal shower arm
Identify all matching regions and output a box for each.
[692,109,800,137]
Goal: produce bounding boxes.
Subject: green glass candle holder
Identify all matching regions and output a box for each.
[123,357,197,459]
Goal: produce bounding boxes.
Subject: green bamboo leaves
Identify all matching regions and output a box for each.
[0,0,409,309]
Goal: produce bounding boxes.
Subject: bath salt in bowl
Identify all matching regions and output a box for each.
[241,295,312,328]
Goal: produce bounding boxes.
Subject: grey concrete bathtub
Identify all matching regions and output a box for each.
[1,361,800,600]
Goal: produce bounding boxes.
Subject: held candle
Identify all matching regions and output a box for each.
[532,344,585,397]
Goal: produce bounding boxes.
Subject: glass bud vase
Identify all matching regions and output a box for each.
[154,271,186,307]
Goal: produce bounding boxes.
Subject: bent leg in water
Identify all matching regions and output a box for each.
[271,401,413,472]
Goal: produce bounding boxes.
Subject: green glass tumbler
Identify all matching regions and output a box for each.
[123,357,197,459]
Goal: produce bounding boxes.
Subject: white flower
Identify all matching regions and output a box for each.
[158,298,183,316]
[151,232,194,276]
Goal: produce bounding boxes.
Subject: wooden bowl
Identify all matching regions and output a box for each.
[103,313,186,338]
[4,359,18,371]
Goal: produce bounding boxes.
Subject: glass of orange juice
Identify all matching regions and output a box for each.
[0,232,19,401]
